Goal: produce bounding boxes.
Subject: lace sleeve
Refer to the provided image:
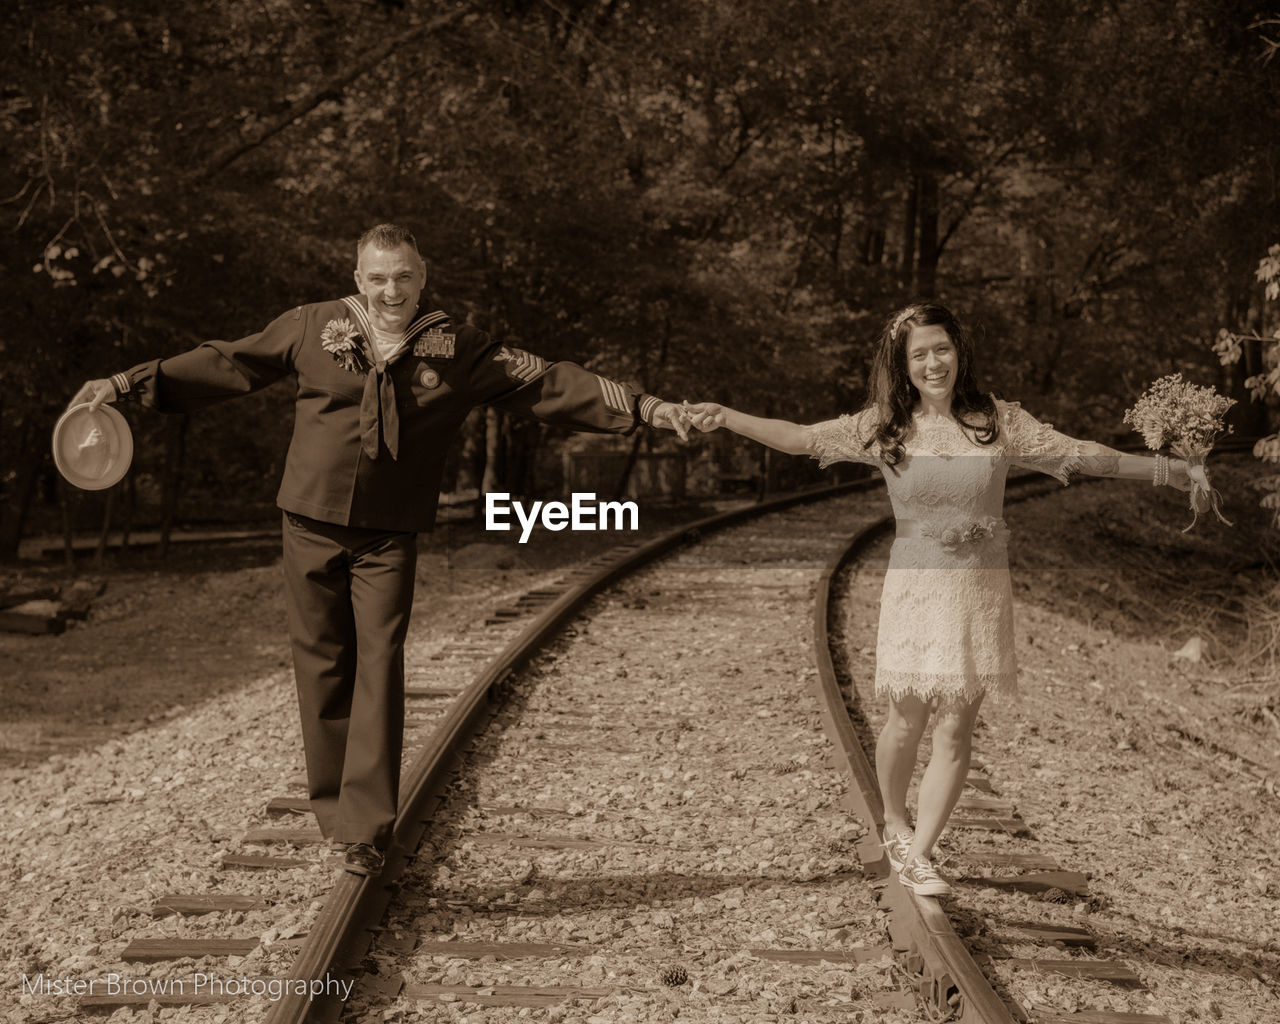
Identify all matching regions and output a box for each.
[999,400,1089,484]
[803,410,881,469]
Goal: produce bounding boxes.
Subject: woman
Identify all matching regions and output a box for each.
[685,302,1201,896]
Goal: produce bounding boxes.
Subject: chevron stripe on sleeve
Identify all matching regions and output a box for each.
[595,375,632,414]
[497,346,549,383]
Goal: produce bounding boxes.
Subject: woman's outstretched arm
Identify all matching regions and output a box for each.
[1002,402,1202,491]
[1050,440,1201,490]
[684,402,814,455]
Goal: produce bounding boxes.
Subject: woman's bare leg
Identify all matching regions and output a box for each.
[906,693,984,862]
[876,694,930,835]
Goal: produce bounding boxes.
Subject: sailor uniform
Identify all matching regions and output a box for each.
[112,297,664,533]
[113,296,666,847]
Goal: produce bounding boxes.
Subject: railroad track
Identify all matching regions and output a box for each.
[68,442,1263,1023]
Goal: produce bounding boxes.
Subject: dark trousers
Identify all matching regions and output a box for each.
[281,512,417,848]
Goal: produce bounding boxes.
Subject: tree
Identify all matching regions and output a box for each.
[1215,245,1280,523]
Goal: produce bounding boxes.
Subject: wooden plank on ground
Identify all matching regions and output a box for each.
[960,870,1089,896]
[0,586,59,609]
[416,940,584,958]
[122,938,259,961]
[149,895,266,917]
[749,947,891,965]
[0,605,66,634]
[955,796,1016,813]
[406,686,462,697]
[949,815,1031,834]
[220,854,311,870]
[964,773,995,793]
[1029,1010,1171,1024]
[960,852,1061,871]
[1005,958,1140,983]
[265,797,312,816]
[1002,922,1096,948]
[403,984,612,1007]
[482,805,572,818]
[465,832,605,851]
[242,828,325,845]
[80,986,243,1007]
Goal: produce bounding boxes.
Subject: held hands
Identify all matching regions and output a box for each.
[67,379,117,412]
[650,402,693,441]
[681,401,727,432]
[650,401,729,440]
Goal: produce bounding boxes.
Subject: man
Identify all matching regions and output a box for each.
[70,223,689,877]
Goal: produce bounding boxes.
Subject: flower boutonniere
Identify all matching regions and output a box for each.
[320,318,369,374]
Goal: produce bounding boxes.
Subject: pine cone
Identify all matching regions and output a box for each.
[771,758,800,775]
[660,965,688,987]
[1040,887,1071,904]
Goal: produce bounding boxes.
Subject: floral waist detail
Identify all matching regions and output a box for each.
[896,516,1008,550]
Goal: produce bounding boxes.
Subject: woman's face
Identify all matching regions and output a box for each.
[904,324,958,404]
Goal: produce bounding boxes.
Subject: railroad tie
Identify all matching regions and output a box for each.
[1028,1009,1173,1024]
[401,984,614,1007]
[1004,958,1142,985]
[148,894,267,917]
[219,853,311,870]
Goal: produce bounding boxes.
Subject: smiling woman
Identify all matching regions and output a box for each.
[681,301,1208,899]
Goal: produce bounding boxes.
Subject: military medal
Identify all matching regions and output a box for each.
[419,368,441,389]
[413,328,455,358]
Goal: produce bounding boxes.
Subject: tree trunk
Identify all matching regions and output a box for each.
[0,421,43,560]
[901,173,918,289]
[481,406,503,496]
[755,445,772,502]
[159,414,188,560]
[612,429,646,500]
[917,171,939,296]
[121,472,136,552]
[60,480,76,573]
[93,486,117,569]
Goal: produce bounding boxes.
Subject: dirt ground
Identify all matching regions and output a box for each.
[0,506,712,768]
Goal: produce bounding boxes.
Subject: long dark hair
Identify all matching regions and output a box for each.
[863,302,998,466]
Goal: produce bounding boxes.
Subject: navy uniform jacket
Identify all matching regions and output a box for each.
[109,296,665,533]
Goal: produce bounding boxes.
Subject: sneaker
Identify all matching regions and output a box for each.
[342,843,385,877]
[899,856,952,897]
[881,827,914,872]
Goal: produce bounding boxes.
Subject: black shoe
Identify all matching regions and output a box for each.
[342,843,384,877]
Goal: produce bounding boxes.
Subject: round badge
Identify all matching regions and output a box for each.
[419,368,441,389]
[52,403,135,491]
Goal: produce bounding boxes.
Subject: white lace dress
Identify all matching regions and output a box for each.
[805,398,1098,705]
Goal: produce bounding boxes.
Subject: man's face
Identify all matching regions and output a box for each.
[354,243,426,331]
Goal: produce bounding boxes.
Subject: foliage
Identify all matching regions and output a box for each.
[1215,245,1280,523]
[3,0,1280,553]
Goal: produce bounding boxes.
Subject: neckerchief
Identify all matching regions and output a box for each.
[340,296,449,460]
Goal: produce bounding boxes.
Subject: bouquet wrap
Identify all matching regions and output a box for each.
[1176,448,1229,529]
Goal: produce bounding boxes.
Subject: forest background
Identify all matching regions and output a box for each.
[4,0,1280,558]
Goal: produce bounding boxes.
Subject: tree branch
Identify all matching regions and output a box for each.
[195,7,470,182]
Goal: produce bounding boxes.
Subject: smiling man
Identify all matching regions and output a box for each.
[69,223,689,878]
